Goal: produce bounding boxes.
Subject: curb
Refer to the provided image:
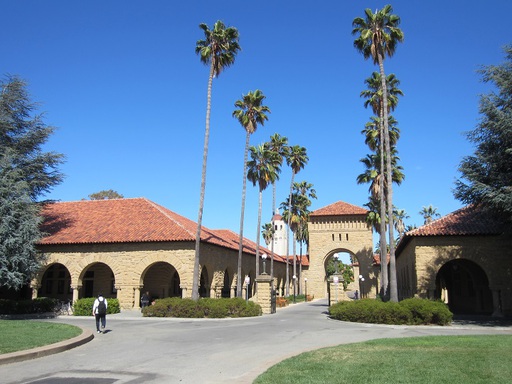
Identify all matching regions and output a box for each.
[0,327,94,365]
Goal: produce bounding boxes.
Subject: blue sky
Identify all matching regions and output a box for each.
[3,1,511,250]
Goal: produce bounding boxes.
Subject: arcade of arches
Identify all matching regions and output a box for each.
[5,199,511,317]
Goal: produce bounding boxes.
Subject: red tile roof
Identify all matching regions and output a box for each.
[310,201,368,217]
[38,198,278,258]
[396,205,505,254]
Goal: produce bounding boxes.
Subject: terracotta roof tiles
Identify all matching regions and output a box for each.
[310,201,368,217]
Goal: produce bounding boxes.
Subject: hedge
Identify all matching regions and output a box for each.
[0,297,59,315]
[329,298,452,326]
[143,297,262,318]
[73,297,120,316]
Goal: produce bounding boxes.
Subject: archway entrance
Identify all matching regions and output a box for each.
[38,263,72,301]
[324,251,356,302]
[80,262,115,299]
[142,262,181,300]
[436,259,493,315]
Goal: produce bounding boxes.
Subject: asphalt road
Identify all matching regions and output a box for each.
[2,299,511,383]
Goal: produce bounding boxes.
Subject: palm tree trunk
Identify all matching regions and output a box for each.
[379,55,398,302]
[270,182,276,289]
[193,63,215,300]
[285,173,295,297]
[236,131,251,297]
[255,189,263,279]
[379,109,388,300]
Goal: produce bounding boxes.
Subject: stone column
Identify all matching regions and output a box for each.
[70,284,81,303]
[30,283,41,300]
[329,274,344,307]
[492,289,504,317]
[134,286,143,310]
[230,286,236,298]
[255,274,273,314]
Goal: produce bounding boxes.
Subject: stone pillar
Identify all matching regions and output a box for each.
[492,289,504,317]
[180,284,191,299]
[70,284,81,303]
[134,286,143,310]
[255,274,273,314]
[329,274,344,306]
[30,283,41,300]
[230,286,236,298]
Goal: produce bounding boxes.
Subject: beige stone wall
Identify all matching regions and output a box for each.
[305,214,375,300]
[35,241,288,309]
[397,235,512,316]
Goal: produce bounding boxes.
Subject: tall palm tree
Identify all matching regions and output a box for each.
[233,90,271,296]
[284,146,309,296]
[353,5,404,301]
[292,181,317,295]
[264,134,289,284]
[193,21,240,300]
[247,144,280,280]
[394,208,409,239]
[419,205,440,224]
[261,222,274,249]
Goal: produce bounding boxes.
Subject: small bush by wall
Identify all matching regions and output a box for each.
[329,298,452,326]
[0,297,59,314]
[143,297,261,318]
[73,297,120,316]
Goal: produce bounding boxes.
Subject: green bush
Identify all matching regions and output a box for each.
[73,297,120,316]
[329,298,452,326]
[143,297,261,318]
[0,297,59,315]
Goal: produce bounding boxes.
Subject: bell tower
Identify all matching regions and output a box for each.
[272,210,288,256]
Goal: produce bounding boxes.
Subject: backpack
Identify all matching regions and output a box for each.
[97,298,107,315]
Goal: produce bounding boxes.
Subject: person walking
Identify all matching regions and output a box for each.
[92,293,108,334]
[141,291,150,311]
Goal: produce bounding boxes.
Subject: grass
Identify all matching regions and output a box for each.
[254,335,512,384]
[0,320,82,354]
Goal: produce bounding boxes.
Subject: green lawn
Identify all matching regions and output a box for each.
[254,335,512,384]
[0,320,82,354]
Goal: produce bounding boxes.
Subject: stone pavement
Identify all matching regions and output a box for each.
[1,300,511,383]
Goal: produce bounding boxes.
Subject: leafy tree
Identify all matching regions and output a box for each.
[233,90,270,295]
[88,190,124,200]
[455,45,512,224]
[247,144,279,278]
[193,21,240,300]
[0,76,64,289]
[353,5,404,302]
[325,258,354,291]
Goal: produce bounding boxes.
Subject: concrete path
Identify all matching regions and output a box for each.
[2,300,511,384]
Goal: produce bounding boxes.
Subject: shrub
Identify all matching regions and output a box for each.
[329,298,452,326]
[73,297,120,316]
[0,297,59,315]
[143,297,261,318]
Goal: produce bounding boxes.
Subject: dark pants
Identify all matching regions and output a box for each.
[95,314,106,331]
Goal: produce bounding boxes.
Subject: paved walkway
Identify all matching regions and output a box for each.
[2,300,511,383]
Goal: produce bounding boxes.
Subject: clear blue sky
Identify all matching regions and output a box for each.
[3,1,511,250]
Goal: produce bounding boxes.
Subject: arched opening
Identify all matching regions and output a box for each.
[436,259,493,315]
[80,262,115,299]
[199,267,210,298]
[221,269,231,298]
[38,263,72,301]
[324,251,356,299]
[142,262,181,300]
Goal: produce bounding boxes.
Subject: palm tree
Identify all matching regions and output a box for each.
[292,181,317,295]
[419,205,440,224]
[394,208,409,239]
[283,145,308,296]
[193,21,241,300]
[353,5,404,302]
[247,144,280,280]
[233,90,271,296]
[261,222,274,249]
[264,134,289,283]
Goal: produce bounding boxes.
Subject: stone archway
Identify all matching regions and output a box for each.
[38,263,72,302]
[142,262,182,300]
[436,259,493,315]
[79,262,116,299]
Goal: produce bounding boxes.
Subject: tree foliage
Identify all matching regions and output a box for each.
[0,76,64,289]
[88,190,124,200]
[455,45,512,224]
